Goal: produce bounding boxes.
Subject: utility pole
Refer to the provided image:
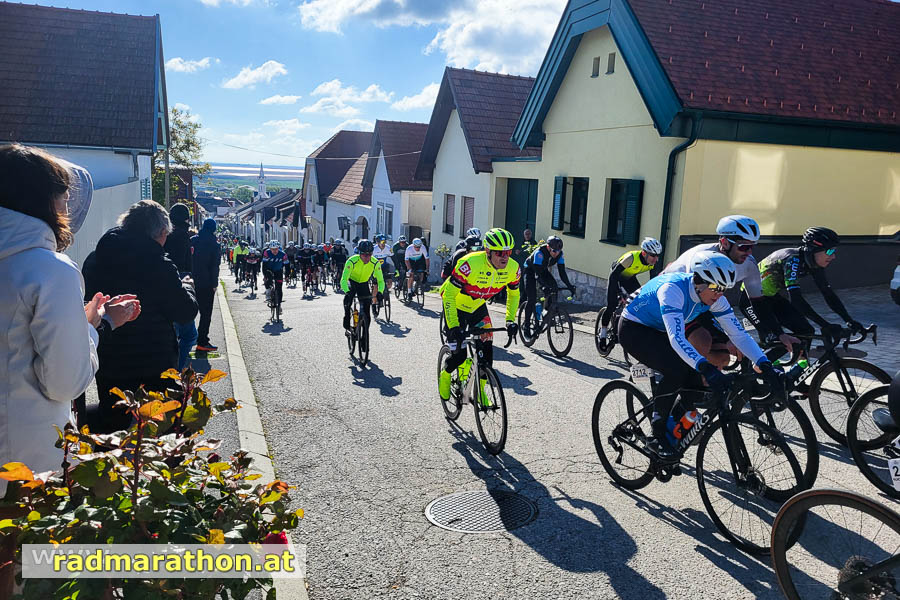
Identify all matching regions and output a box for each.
[164,148,171,209]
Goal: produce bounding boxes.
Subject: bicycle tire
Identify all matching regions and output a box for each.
[383,293,391,322]
[473,365,507,455]
[416,278,425,307]
[808,357,890,446]
[696,415,804,555]
[591,380,655,490]
[357,316,369,366]
[746,399,820,496]
[546,306,574,358]
[771,488,900,600]
[516,304,539,347]
[439,310,447,344]
[319,271,327,293]
[847,385,900,499]
[594,308,615,357]
[437,346,462,421]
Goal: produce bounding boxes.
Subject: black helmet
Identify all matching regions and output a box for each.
[801,227,839,251]
[464,234,482,250]
[169,203,190,225]
[357,239,374,254]
[546,235,563,251]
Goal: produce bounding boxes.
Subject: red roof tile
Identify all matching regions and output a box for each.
[363,120,432,192]
[308,130,373,200]
[328,153,371,206]
[628,0,900,126]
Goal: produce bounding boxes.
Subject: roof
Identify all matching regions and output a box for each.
[328,153,372,206]
[307,130,373,200]
[0,2,166,151]
[362,120,432,193]
[416,67,542,178]
[513,0,900,152]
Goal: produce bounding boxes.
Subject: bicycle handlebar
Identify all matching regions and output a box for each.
[459,326,517,349]
[846,323,877,347]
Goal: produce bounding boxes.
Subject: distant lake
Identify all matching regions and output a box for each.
[206,163,304,179]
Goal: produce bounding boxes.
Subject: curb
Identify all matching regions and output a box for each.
[217,282,310,600]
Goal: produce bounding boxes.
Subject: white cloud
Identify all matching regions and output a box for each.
[174,102,192,111]
[206,127,320,166]
[310,79,394,103]
[259,94,302,105]
[263,118,311,135]
[299,97,360,118]
[332,119,375,134]
[199,0,254,6]
[222,60,288,89]
[173,103,201,123]
[391,82,439,111]
[299,0,454,33]
[166,57,216,73]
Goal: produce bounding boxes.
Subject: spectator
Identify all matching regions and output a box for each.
[191,218,221,352]
[83,200,198,433]
[513,228,535,263]
[164,203,198,369]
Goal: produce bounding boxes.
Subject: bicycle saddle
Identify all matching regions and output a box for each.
[871,407,898,433]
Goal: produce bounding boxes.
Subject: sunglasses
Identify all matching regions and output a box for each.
[705,282,728,293]
[825,248,836,256]
[727,239,755,252]
[492,249,513,257]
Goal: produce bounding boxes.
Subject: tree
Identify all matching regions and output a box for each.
[152,106,211,207]
[234,187,253,204]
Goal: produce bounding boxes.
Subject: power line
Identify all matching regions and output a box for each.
[202,136,423,161]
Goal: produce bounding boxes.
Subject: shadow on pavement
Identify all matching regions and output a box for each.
[262,321,293,335]
[448,429,665,596]
[533,350,622,380]
[375,320,411,338]
[493,346,529,368]
[350,362,402,397]
[497,372,537,396]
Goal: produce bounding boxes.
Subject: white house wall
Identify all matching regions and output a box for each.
[370,152,401,241]
[65,180,141,267]
[44,147,144,190]
[404,190,432,236]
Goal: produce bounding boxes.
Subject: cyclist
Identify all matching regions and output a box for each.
[620,250,783,459]
[438,228,521,406]
[261,240,289,307]
[232,239,248,283]
[598,237,662,345]
[521,235,575,337]
[244,246,261,289]
[331,239,349,280]
[285,241,300,281]
[455,227,482,251]
[404,238,430,301]
[392,235,409,295]
[441,234,482,281]
[372,235,395,300]
[340,239,384,332]
[756,226,863,341]
[313,244,328,287]
[297,242,315,290]
[663,215,801,367]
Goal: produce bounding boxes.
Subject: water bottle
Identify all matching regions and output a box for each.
[784,359,810,384]
[352,309,359,327]
[535,302,543,322]
[667,410,700,446]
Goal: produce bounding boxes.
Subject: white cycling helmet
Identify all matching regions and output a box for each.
[465,227,481,238]
[640,237,662,255]
[716,215,760,242]
[412,238,422,247]
[691,250,737,288]
[269,240,279,248]
[334,238,343,245]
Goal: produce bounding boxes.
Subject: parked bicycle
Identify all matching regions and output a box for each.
[516,287,574,358]
[346,296,370,366]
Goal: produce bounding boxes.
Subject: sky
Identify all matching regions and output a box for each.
[35,0,568,166]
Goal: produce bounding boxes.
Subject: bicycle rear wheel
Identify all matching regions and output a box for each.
[808,358,890,446]
[771,488,900,600]
[746,399,820,495]
[591,380,655,490]
[473,366,507,455]
[357,317,369,366]
[546,306,574,358]
[696,415,804,555]
[847,385,900,499]
[516,304,539,347]
[594,308,615,357]
[436,346,463,421]
[416,277,425,307]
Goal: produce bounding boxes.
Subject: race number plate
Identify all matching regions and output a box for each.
[742,318,755,331]
[889,458,900,492]
[630,364,651,382]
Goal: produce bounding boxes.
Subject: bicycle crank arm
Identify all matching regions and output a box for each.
[839,552,900,595]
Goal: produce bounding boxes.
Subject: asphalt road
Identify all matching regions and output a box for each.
[220,274,899,600]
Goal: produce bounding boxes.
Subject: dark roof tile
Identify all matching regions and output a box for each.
[308,130,373,202]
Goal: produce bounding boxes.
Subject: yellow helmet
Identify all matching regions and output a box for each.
[483,228,514,251]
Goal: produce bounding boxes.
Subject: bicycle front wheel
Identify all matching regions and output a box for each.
[383,293,391,322]
[771,488,900,600]
[416,279,425,307]
[439,310,447,344]
[696,415,804,555]
[591,380,654,490]
[473,366,507,455]
[436,346,462,421]
[546,306,574,358]
[847,385,900,499]
[516,304,538,347]
[808,357,890,446]
[357,317,369,366]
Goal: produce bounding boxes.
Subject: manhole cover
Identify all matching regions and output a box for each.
[425,490,538,533]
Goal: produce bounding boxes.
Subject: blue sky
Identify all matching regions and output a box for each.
[36,0,567,166]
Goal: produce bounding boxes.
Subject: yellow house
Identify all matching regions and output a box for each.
[490,0,900,302]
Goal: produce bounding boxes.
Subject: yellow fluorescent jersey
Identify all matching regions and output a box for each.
[440,251,520,328]
[340,255,384,292]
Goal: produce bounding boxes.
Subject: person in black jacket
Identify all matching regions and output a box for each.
[83,200,198,433]
[164,203,198,369]
[191,218,221,352]
[521,236,575,337]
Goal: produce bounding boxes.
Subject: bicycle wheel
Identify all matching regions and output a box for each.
[394,277,401,299]
[516,304,539,347]
[745,399,820,494]
[357,316,369,366]
[473,366,507,455]
[696,415,804,555]
[318,271,327,293]
[439,310,447,344]
[847,385,900,499]
[594,308,615,357]
[808,358,890,446]
[591,380,655,490]
[436,346,462,421]
[347,315,357,356]
[383,293,391,323]
[771,488,900,600]
[416,278,425,307]
[546,306,574,358]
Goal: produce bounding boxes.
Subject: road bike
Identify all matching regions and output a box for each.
[369,277,390,322]
[846,380,900,500]
[592,369,805,554]
[516,287,574,358]
[346,296,370,366]
[243,265,258,293]
[771,488,900,599]
[437,325,516,455]
[264,275,282,322]
[394,268,406,300]
[406,270,426,307]
[594,292,633,364]
[302,265,316,297]
[317,265,329,293]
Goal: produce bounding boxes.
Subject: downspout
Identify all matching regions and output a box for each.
[658,113,701,269]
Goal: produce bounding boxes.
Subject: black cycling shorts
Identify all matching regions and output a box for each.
[685,311,729,345]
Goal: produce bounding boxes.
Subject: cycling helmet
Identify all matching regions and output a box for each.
[716,215,760,242]
[464,234,482,250]
[483,228,515,251]
[316,244,324,250]
[465,227,481,239]
[691,250,737,288]
[546,235,563,252]
[374,234,386,243]
[802,226,840,251]
[398,235,407,243]
[334,239,343,246]
[640,237,663,255]
[357,239,374,254]
[412,238,422,247]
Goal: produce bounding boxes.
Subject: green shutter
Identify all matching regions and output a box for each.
[623,179,644,245]
[552,176,566,230]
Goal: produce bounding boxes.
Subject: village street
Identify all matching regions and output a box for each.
[201,272,900,600]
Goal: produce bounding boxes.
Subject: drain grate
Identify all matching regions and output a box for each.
[425,490,538,533]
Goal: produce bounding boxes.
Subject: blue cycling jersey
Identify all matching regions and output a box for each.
[623,272,730,331]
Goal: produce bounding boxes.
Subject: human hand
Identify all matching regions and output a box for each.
[778,333,801,355]
[84,292,110,328]
[104,295,141,328]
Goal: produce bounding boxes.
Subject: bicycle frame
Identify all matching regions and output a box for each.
[455,326,515,402]
[840,552,900,594]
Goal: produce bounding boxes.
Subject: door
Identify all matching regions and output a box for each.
[505,178,538,247]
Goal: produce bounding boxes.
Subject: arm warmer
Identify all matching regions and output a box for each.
[812,267,852,322]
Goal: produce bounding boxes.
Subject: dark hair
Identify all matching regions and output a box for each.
[0,144,73,250]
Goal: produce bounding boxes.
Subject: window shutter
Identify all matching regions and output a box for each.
[623,179,644,245]
[444,194,455,234]
[462,196,475,235]
[552,176,566,230]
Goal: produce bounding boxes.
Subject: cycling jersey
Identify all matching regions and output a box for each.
[664,243,763,297]
[523,245,565,270]
[245,252,261,266]
[331,246,348,262]
[233,244,248,262]
[623,272,765,369]
[313,251,327,266]
[614,250,654,279]
[373,244,394,271]
[405,245,428,262]
[297,249,315,265]
[340,254,385,292]
[440,251,521,328]
[262,249,289,273]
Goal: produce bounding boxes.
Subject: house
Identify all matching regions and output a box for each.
[302,130,374,244]
[244,189,300,247]
[416,67,541,277]
[360,120,433,244]
[498,0,900,301]
[0,2,168,267]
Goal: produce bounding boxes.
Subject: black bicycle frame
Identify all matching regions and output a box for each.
[840,552,900,594]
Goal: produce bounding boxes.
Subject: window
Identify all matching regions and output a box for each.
[591,56,601,78]
[606,52,616,74]
[444,194,455,235]
[604,179,644,245]
[461,196,474,237]
[140,178,151,200]
[384,204,393,236]
[551,176,589,237]
[377,204,385,234]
